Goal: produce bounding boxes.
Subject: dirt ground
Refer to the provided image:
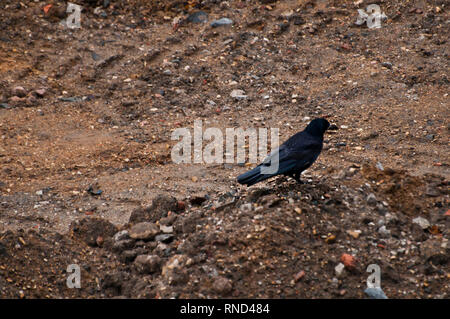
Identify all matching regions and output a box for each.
[0,0,448,299]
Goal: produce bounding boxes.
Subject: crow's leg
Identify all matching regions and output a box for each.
[293,172,304,184]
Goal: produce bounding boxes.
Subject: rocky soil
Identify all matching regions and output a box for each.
[0,0,448,298]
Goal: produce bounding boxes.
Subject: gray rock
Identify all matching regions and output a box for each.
[160,225,173,234]
[335,263,345,277]
[412,217,430,230]
[155,234,174,243]
[211,18,233,27]
[113,230,130,242]
[187,11,208,23]
[378,225,391,237]
[230,89,247,100]
[367,193,377,206]
[129,222,160,240]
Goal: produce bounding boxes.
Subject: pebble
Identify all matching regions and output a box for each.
[12,86,27,97]
[129,222,160,240]
[335,263,345,277]
[210,18,233,28]
[113,230,130,242]
[160,225,173,234]
[34,89,46,97]
[230,89,247,100]
[367,193,377,206]
[155,234,174,243]
[381,62,393,69]
[378,225,391,237]
[346,230,361,239]
[187,11,208,23]
[340,254,356,269]
[134,254,161,274]
[412,217,430,229]
[212,276,233,295]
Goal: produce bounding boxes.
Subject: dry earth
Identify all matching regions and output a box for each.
[0,0,448,298]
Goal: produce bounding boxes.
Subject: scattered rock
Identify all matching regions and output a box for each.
[211,18,233,28]
[134,255,161,274]
[367,193,377,206]
[346,230,362,239]
[12,86,27,97]
[412,217,431,230]
[129,222,160,240]
[230,89,247,100]
[340,254,356,269]
[187,11,208,24]
[378,225,391,237]
[162,255,191,285]
[212,276,233,295]
[160,225,173,234]
[113,230,130,242]
[155,234,174,243]
[335,263,346,277]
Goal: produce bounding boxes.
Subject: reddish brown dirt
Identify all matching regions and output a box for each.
[0,0,448,299]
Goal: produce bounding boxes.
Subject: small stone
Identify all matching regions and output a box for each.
[425,185,439,197]
[346,230,361,239]
[367,193,377,206]
[34,89,46,97]
[230,89,247,100]
[340,254,356,269]
[293,270,305,282]
[155,234,174,243]
[113,230,130,242]
[160,225,173,233]
[129,222,160,240]
[412,217,430,230]
[212,276,233,295]
[134,254,161,274]
[210,18,233,28]
[381,62,393,69]
[12,86,27,97]
[378,225,391,237]
[335,263,345,277]
[162,255,191,285]
[240,203,252,212]
[187,11,208,23]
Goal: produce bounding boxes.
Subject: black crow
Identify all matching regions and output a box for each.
[237,118,330,186]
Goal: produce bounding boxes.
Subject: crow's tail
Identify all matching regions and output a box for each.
[237,166,275,186]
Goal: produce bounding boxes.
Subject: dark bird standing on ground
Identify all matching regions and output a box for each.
[237,118,330,186]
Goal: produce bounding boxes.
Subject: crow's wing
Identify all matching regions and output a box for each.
[259,133,322,175]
